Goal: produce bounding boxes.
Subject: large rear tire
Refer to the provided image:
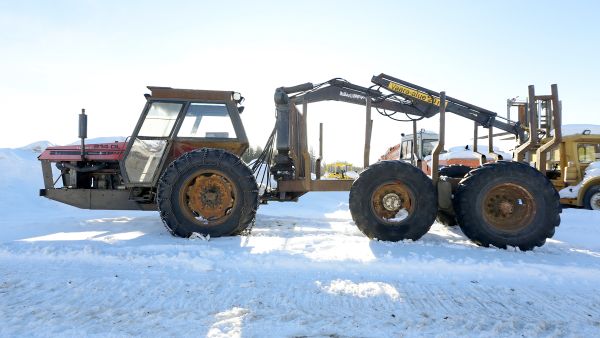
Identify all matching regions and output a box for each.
[453,161,560,250]
[157,148,259,238]
[349,161,437,242]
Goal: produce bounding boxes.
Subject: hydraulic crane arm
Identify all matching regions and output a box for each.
[281,75,524,139]
[371,73,525,140]
[270,74,526,180]
[290,79,431,118]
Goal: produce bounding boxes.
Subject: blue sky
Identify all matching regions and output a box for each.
[1,0,599,162]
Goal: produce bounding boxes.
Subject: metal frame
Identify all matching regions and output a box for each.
[270,75,559,199]
[513,84,562,171]
[120,99,186,187]
[120,90,248,188]
[431,92,446,185]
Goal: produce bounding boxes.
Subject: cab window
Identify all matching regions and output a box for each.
[178,103,236,138]
[578,143,600,163]
[400,140,413,160]
[421,139,437,158]
[138,102,182,137]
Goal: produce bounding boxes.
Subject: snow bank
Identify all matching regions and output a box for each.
[561,124,600,136]
[19,140,56,153]
[424,144,513,163]
[67,136,127,145]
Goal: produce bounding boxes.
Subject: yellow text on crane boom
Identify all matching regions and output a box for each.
[387,82,447,107]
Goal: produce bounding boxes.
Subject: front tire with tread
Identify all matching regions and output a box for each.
[349,161,437,242]
[453,161,560,250]
[157,148,259,238]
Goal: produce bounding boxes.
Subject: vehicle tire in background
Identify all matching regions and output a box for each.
[453,161,560,251]
[583,185,600,210]
[349,160,437,242]
[157,148,259,238]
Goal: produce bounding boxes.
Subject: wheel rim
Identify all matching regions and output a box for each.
[371,181,414,224]
[591,192,600,210]
[180,171,236,225]
[482,183,536,232]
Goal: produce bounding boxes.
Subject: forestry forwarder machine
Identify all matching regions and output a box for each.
[38,74,561,251]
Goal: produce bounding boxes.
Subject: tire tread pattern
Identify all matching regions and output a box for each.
[453,161,561,250]
[156,148,259,238]
[349,161,437,242]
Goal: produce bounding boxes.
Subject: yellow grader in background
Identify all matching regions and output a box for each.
[506,100,600,210]
[324,162,355,180]
[39,74,564,251]
[537,126,600,209]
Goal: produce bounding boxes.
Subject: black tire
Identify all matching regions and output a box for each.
[439,165,472,178]
[583,185,600,210]
[349,161,437,241]
[453,161,561,250]
[157,148,259,238]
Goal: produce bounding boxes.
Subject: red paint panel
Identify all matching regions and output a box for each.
[38,142,127,161]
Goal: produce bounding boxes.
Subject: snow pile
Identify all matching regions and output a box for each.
[67,136,127,145]
[424,144,512,163]
[1,144,600,336]
[561,124,600,136]
[559,161,600,198]
[0,146,65,220]
[19,140,56,153]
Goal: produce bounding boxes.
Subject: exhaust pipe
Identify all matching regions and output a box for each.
[79,108,87,160]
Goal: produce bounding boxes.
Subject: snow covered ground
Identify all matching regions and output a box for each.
[1,145,600,337]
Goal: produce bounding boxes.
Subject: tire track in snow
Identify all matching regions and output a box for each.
[2,256,599,337]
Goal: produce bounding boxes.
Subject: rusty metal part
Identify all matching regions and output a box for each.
[148,86,234,101]
[185,173,235,221]
[364,98,372,168]
[431,92,446,185]
[514,85,539,162]
[482,183,536,232]
[371,182,414,221]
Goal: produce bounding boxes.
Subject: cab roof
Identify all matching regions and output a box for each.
[147,86,234,101]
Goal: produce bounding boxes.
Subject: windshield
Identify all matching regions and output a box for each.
[421,139,438,157]
[178,103,236,138]
[138,102,183,137]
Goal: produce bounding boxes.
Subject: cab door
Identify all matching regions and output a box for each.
[121,100,185,186]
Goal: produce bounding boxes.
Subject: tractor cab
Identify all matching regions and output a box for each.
[121,87,249,187]
[39,86,248,210]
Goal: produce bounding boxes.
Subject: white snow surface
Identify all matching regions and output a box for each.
[67,136,127,145]
[2,145,600,337]
[424,144,513,164]
[559,161,600,198]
